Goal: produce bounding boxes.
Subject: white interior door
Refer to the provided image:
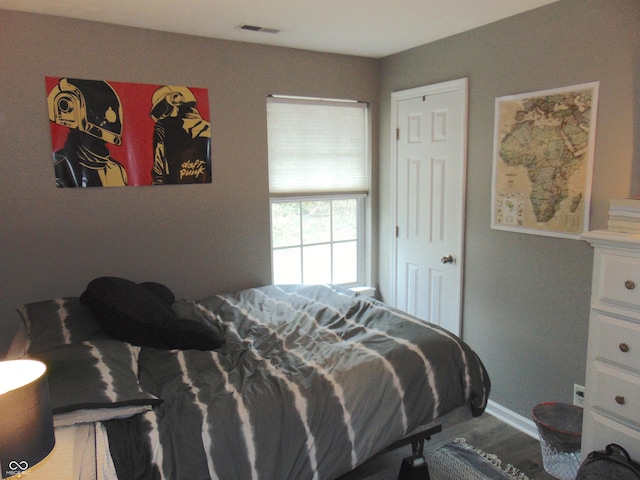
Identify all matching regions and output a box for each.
[391,78,468,337]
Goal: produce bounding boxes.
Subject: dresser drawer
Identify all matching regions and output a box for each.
[593,313,640,370]
[592,363,640,425]
[582,410,640,461]
[596,253,640,309]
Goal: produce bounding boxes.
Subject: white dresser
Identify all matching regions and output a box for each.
[582,229,640,460]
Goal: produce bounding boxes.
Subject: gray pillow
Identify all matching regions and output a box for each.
[31,339,161,427]
[17,297,109,354]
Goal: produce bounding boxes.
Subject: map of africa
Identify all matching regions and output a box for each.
[492,83,598,238]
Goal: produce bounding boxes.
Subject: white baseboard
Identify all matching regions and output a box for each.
[485,399,539,440]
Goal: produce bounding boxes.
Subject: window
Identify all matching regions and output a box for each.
[267,96,370,286]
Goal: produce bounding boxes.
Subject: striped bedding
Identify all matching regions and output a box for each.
[104,284,490,480]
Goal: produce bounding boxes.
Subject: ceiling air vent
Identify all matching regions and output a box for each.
[238,24,280,34]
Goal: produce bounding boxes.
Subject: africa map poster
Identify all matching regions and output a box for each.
[491,82,599,239]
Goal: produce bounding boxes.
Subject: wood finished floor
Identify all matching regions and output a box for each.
[339,412,557,480]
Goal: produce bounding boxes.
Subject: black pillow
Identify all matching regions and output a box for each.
[80,277,224,351]
[139,281,175,305]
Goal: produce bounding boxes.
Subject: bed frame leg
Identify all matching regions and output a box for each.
[411,438,425,457]
[396,433,432,479]
[375,424,441,480]
[397,453,430,480]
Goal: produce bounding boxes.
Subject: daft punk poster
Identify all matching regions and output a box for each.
[46,76,212,187]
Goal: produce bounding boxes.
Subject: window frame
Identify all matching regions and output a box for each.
[266,95,371,288]
[270,193,367,287]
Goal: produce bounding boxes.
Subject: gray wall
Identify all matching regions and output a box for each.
[2,0,639,422]
[0,11,379,352]
[378,0,640,417]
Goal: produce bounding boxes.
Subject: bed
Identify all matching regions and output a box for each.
[9,279,490,480]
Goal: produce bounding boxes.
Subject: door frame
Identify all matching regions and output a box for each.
[389,78,469,335]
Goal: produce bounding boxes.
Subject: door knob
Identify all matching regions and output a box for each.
[441,255,454,264]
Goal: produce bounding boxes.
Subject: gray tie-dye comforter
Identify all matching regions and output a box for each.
[105,284,490,480]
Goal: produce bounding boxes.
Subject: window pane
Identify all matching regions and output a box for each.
[302,244,331,284]
[272,202,300,248]
[332,199,358,241]
[273,247,301,284]
[302,201,331,245]
[333,241,358,284]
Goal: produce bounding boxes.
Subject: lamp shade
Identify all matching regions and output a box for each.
[0,359,55,478]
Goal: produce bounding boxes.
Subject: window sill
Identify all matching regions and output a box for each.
[350,286,376,298]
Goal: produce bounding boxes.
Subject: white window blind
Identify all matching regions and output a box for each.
[267,96,369,195]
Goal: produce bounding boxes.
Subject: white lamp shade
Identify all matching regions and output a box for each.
[0,359,55,478]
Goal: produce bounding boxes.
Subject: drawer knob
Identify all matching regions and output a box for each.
[619,343,630,353]
[615,395,626,405]
[625,280,636,290]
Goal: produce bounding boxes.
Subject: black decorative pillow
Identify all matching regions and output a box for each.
[17,297,110,354]
[139,281,175,305]
[31,339,161,427]
[80,277,224,350]
[171,299,226,342]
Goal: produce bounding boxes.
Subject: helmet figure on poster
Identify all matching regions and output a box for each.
[48,78,128,187]
[149,85,211,185]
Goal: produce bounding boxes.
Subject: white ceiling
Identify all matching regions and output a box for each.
[0,0,559,58]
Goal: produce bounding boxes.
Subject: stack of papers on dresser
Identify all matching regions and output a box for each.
[609,198,640,233]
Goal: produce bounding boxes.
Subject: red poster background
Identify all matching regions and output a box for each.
[46,77,211,186]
